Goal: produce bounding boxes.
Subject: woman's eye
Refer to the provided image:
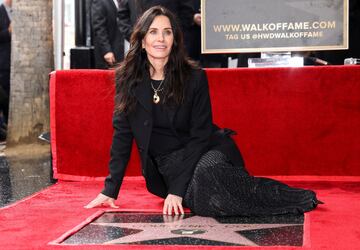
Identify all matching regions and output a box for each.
[149,30,156,35]
[164,30,173,36]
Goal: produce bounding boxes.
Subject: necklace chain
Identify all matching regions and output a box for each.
[151,79,164,104]
[151,79,164,92]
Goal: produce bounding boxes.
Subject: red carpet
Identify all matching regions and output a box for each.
[0,177,359,249]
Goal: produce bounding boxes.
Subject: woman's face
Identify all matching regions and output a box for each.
[142,15,174,63]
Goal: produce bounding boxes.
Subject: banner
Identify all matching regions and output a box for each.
[201,0,348,53]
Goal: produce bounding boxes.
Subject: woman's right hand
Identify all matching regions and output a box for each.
[84,193,119,209]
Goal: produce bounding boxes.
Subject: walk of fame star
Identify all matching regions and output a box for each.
[61,212,304,246]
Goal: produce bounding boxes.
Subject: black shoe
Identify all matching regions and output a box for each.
[313,199,324,205]
[38,132,50,143]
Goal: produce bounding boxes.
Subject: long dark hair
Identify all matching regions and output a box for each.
[115,6,197,114]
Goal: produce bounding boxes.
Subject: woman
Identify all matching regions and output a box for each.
[85,6,321,216]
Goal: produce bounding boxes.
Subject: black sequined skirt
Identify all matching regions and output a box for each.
[154,149,319,217]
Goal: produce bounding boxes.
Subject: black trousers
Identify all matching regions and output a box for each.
[155,149,319,217]
[0,70,10,123]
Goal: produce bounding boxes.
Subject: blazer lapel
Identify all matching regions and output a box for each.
[134,77,152,113]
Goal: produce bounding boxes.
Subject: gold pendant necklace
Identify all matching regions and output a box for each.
[151,79,164,104]
[153,91,160,104]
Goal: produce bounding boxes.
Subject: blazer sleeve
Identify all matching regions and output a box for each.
[167,70,213,198]
[91,0,112,56]
[102,111,134,199]
[117,0,132,41]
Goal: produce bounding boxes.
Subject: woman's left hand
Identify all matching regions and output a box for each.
[163,194,184,215]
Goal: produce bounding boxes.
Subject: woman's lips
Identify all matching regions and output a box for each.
[153,45,167,49]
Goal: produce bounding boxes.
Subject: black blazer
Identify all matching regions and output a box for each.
[0,4,11,70]
[91,0,124,69]
[117,0,194,54]
[102,69,246,200]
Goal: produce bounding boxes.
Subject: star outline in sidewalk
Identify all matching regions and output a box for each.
[89,213,303,246]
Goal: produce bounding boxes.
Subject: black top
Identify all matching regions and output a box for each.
[148,80,183,157]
